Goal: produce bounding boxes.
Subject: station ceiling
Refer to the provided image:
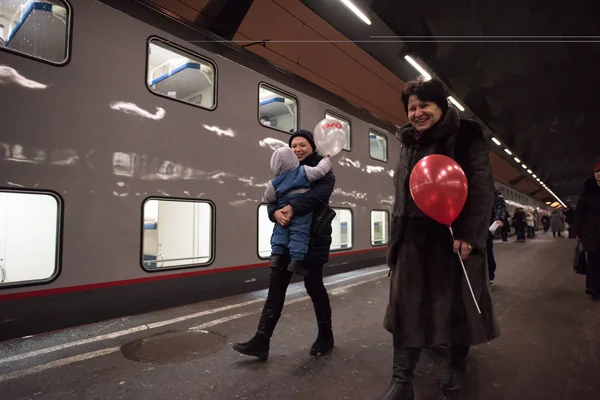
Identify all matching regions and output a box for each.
[299,0,600,206]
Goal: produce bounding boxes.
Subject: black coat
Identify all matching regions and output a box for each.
[385,107,500,347]
[268,152,335,266]
[574,177,600,252]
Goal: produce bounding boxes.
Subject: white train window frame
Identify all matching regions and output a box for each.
[257,203,274,260]
[145,36,218,111]
[140,197,216,272]
[0,189,63,290]
[369,129,388,163]
[0,0,73,66]
[258,82,299,134]
[370,209,390,247]
[325,110,352,151]
[329,207,354,252]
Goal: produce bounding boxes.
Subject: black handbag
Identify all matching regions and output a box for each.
[573,240,587,275]
[311,206,336,236]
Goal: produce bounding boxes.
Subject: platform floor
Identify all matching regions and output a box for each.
[1,233,599,400]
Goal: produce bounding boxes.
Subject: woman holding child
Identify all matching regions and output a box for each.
[233,129,336,360]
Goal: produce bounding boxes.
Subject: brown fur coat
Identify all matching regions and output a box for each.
[384,107,500,347]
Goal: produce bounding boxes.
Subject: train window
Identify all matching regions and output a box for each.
[325,111,351,151]
[257,204,274,259]
[0,0,71,64]
[331,208,353,251]
[0,191,61,287]
[147,38,216,110]
[141,198,214,270]
[259,83,298,133]
[369,130,388,162]
[371,210,389,246]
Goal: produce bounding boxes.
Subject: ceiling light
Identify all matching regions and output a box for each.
[532,174,537,178]
[447,96,465,111]
[514,157,521,163]
[522,164,527,169]
[504,148,512,155]
[404,55,432,80]
[339,0,372,25]
[491,137,501,146]
[536,178,541,182]
[527,169,532,174]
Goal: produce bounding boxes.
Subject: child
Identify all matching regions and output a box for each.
[264,146,332,276]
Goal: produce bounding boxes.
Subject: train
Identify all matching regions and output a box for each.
[0,0,548,342]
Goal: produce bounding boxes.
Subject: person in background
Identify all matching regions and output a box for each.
[526,208,535,238]
[564,207,576,238]
[551,208,565,238]
[513,207,527,242]
[233,129,335,360]
[383,78,499,400]
[541,213,550,233]
[487,189,507,287]
[574,162,600,299]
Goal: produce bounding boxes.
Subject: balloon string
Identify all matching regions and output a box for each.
[448,226,482,315]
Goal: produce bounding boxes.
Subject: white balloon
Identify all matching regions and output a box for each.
[313,118,347,157]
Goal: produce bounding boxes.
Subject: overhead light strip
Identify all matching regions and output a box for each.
[504,148,512,155]
[339,0,372,25]
[447,96,465,111]
[404,55,432,80]
[491,137,501,146]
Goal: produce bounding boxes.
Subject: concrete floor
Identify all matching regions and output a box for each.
[1,233,599,400]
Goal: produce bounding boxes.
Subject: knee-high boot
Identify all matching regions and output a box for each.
[382,346,421,400]
[310,304,334,355]
[232,306,280,360]
[440,345,469,393]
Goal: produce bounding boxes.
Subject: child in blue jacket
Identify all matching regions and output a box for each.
[264,146,332,276]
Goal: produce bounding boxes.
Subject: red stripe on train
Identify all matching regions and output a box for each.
[0,247,387,301]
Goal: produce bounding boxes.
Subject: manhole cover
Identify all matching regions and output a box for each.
[121,330,226,364]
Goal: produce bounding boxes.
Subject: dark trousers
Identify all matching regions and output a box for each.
[587,251,600,295]
[487,238,496,281]
[501,227,508,241]
[257,264,332,337]
[516,226,526,241]
[553,231,562,238]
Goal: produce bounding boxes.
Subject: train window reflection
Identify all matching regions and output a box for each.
[147,38,216,109]
[369,130,388,162]
[325,111,351,151]
[142,198,214,270]
[0,0,71,64]
[331,208,353,251]
[259,83,298,133]
[257,204,274,259]
[371,210,389,246]
[0,190,61,287]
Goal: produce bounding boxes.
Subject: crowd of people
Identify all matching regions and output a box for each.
[231,77,600,400]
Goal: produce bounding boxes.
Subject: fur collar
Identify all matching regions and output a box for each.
[397,107,460,146]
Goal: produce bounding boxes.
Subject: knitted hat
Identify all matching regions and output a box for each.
[289,129,316,151]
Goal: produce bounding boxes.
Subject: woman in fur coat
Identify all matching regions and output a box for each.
[382,78,500,400]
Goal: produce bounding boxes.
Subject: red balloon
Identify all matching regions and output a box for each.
[409,154,468,226]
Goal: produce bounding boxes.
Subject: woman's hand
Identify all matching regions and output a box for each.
[453,240,472,261]
[274,205,294,226]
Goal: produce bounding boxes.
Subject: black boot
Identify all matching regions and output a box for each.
[232,307,280,360]
[310,319,334,356]
[440,345,469,394]
[232,333,269,360]
[288,260,309,276]
[382,346,420,400]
